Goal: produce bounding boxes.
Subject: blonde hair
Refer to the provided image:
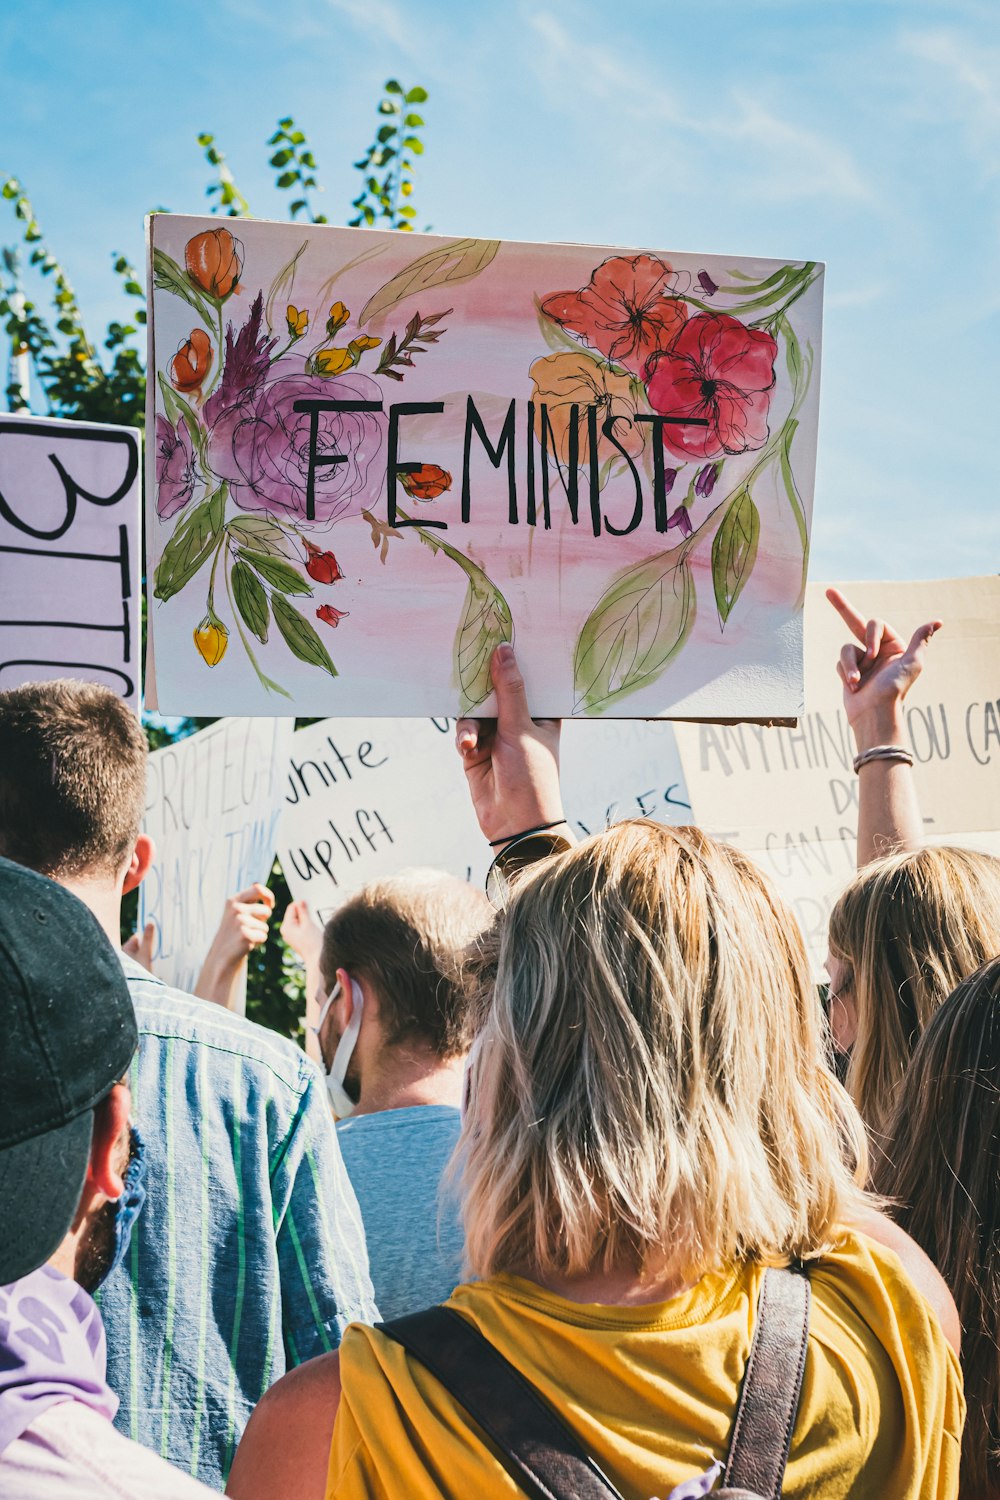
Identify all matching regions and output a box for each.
[459,821,868,1283]
[829,846,1000,1138]
[874,956,1000,1496]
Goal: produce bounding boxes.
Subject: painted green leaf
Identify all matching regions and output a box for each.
[711,489,760,628]
[271,594,337,677]
[779,421,809,606]
[157,374,207,465]
[454,567,514,713]
[264,241,308,332]
[573,547,695,714]
[237,549,311,595]
[227,516,297,560]
[151,247,217,327]
[232,559,269,643]
[153,485,226,602]
[358,237,501,327]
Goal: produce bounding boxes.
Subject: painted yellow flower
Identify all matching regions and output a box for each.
[194,616,228,666]
[348,335,382,355]
[326,301,350,335]
[314,347,355,377]
[529,351,645,467]
[286,304,309,338]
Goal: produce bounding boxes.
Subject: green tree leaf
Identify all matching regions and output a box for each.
[358,238,500,326]
[153,485,226,602]
[271,594,337,676]
[237,548,312,595]
[227,516,297,559]
[574,547,695,713]
[232,559,269,642]
[711,489,760,628]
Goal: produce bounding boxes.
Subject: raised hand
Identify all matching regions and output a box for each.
[827,587,941,747]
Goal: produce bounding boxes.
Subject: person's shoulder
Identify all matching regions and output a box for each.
[816,1212,962,1359]
[124,961,315,1097]
[337,1104,461,1140]
[226,1352,342,1500]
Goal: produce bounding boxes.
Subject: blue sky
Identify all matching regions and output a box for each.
[2,0,997,581]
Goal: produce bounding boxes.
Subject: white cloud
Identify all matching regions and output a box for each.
[324,0,430,61]
[899,26,1000,169]
[524,7,874,206]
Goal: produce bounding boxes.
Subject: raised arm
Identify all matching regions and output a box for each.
[827,588,942,867]
[194,883,275,1010]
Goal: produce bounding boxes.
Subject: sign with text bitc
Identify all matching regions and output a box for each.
[146,215,822,719]
[0,413,141,708]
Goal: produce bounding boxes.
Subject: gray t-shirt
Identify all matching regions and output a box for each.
[336,1105,465,1321]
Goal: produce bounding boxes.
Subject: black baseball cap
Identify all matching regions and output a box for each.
[0,857,138,1284]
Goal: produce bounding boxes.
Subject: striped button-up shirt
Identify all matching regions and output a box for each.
[97,958,377,1491]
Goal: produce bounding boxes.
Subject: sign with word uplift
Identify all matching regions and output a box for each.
[277,716,691,925]
[138,717,294,996]
[146,215,822,720]
[0,413,141,708]
[673,578,1000,965]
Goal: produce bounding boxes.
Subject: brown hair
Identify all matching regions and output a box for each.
[0,680,147,880]
[874,956,1000,1497]
[829,846,1000,1137]
[460,821,869,1282]
[320,868,492,1060]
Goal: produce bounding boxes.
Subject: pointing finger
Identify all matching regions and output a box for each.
[826,587,867,643]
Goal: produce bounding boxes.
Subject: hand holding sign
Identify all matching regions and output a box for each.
[455,643,565,850]
[194,883,276,1011]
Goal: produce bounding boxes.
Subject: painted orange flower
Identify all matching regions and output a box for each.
[399,464,452,500]
[316,604,349,628]
[529,352,645,467]
[185,228,243,301]
[540,255,688,377]
[170,328,213,394]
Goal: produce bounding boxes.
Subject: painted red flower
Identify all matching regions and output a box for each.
[644,312,778,461]
[399,464,451,500]
[170,328,213,394]
[316,604,349,628]
[304,540,344,585]
[540,255,688,377]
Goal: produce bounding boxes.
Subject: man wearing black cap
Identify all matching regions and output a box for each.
[0,857,213,1497]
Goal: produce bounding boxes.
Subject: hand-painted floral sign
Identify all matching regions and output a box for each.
[146,215,822,718]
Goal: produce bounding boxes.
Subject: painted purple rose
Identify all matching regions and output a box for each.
[207,362,387,524]
[155,415,197,519]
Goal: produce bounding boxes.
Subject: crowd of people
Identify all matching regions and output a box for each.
[0,586,998,1498]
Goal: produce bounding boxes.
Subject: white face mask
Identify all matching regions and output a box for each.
[312,978,365,1118]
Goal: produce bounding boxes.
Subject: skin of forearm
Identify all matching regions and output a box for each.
[851,703,923,866]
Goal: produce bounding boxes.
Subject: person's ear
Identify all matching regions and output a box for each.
[122,834,155,895]
[87,1083,131,1200]
[335,967,354,1027]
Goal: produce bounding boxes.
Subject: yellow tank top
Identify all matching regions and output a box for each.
[327,1229,963,1500]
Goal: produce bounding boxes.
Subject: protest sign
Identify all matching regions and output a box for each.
[277,716,690,924]
[673,578,1000,964]
[138,717,294,999]
[0,412,141,708]
[147,215,823,721]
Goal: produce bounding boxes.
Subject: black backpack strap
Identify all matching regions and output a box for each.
[377,1304,624,1500]
[721,1264,811,1500]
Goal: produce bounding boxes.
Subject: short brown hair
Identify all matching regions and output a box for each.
[0,680,147,880]
[320,869,492,1060]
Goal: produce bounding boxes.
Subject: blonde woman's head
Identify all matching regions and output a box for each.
[828,845,1000,1137]
[460,820,868,1284]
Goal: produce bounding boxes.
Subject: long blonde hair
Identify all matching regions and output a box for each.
[459,820,868,1283]
[829,846,1000,1137]
[875,956,1000,1498]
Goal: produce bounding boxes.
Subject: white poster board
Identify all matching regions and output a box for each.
[0,413,141,708]
[138,717,295,996]
[673,578,1000,965]
[277,716,691,924]
[147,215,822,720]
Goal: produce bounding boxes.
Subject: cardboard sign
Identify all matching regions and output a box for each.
[146,216,823,720]
[277,716,691,924]
[673,578,1000,963]
[138,717,294,995]
[0,413,141,708]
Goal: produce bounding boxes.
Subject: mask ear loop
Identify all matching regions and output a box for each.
[311,980,341,1038]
